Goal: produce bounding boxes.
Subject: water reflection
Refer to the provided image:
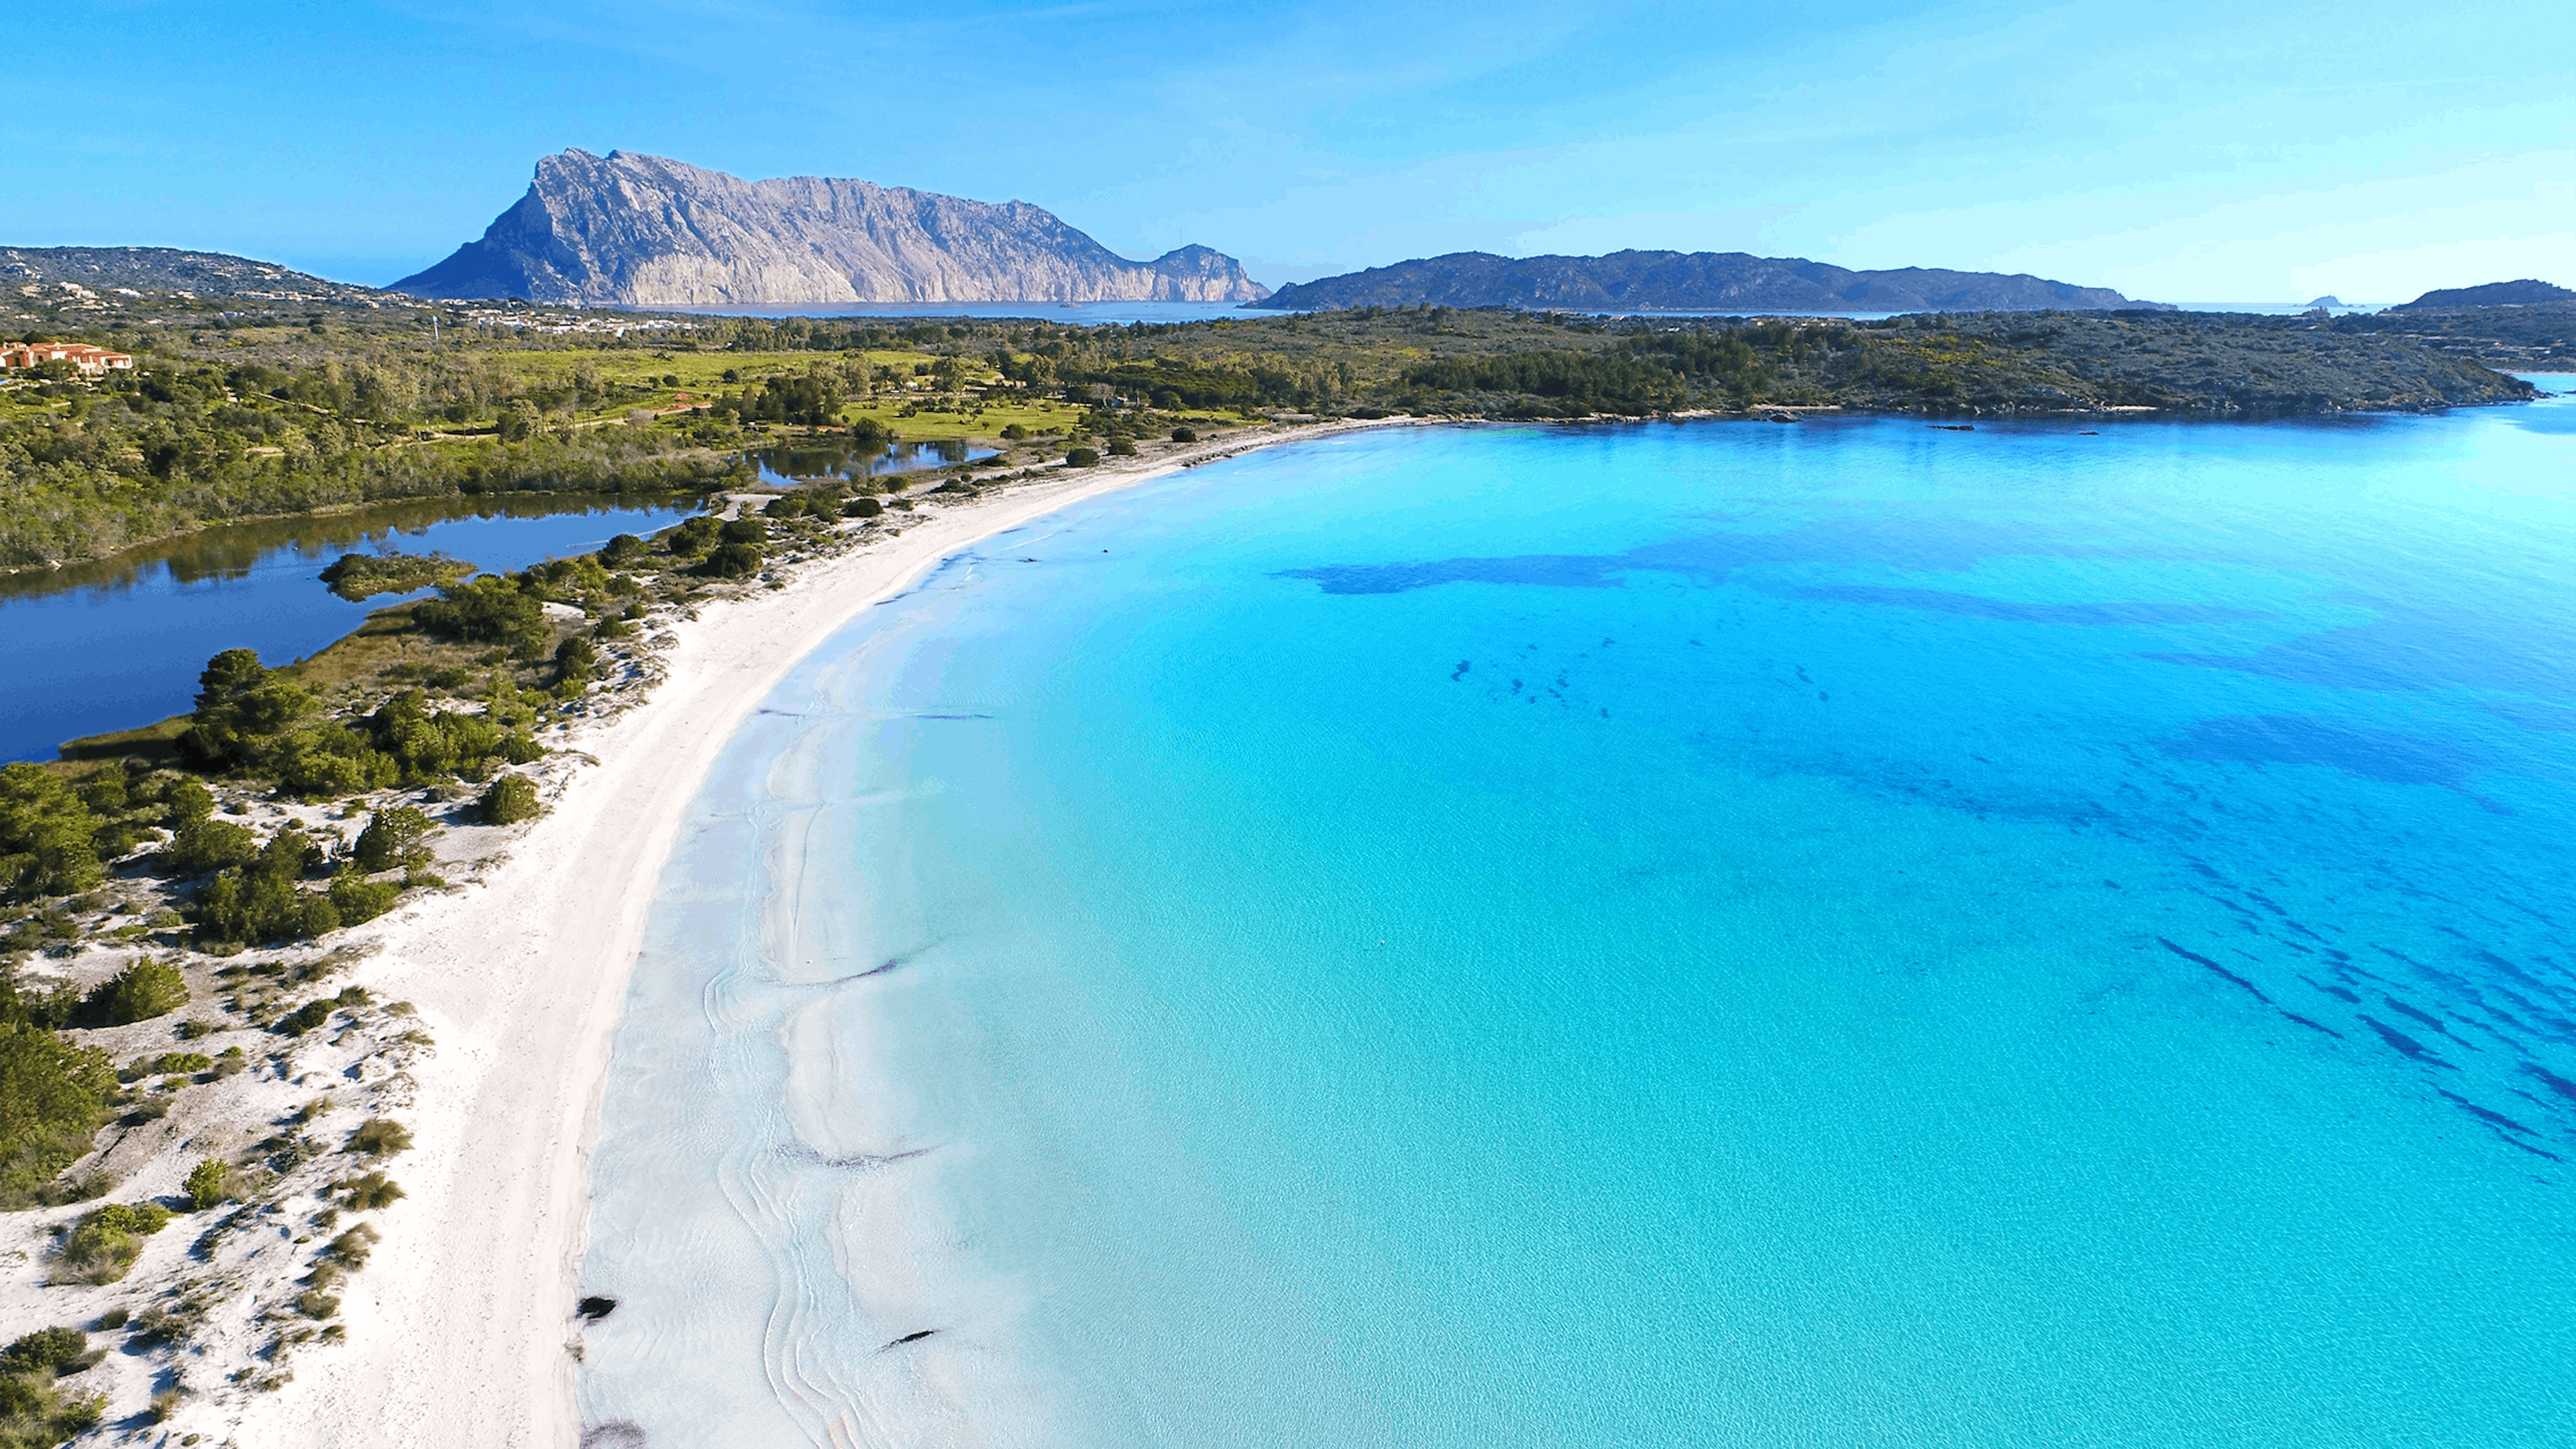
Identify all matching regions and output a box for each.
[748,439,998,487]
[1,493,702,604]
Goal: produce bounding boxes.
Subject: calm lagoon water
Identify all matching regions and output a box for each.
[0,494,693,761]
[581,380,2576,1447]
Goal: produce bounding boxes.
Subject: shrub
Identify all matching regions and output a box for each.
[347,1118,412,1159]
[54,1202,171,1283]
[191,826,328,945]
[476,775,540,825]
[0,1326,85,1375]
[150,1053,212,1076]
[0,763,106,903]
[843,496,883,519]
[332,1171,405,1211]
[718,517,765,545]
[1107,437,1138,456]
[1065,447,1100,467]
[413,576,547,656]
[665,516,718,557]
[274,1000,335,1037]
[553,635,597,686]
[0,1026,115,1204]
[327,869,400,926]
[850,416,894,449]
[353,806,433,871]
[183,1158,227,1211]
[1000,423,1028,440]
[700,541,763,579]
[323,1222,379,1267]
[164,817,258,875]
[80,960,189,1026]
[597,533,647,569]
[1171,426,1197,443]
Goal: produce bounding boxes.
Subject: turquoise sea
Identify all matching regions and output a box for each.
[578,382,2576,1447]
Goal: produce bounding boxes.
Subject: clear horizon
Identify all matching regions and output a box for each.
[5,1,2568,302]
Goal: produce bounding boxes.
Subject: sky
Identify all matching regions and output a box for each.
[6,0,2569,303]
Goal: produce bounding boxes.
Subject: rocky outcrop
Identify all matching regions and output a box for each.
[394,150,1269,307]
[1254,250,2161,313]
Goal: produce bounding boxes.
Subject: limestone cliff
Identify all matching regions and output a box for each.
[395,150,1269,307]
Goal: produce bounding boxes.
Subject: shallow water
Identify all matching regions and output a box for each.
[0,494,692,761]
[582,382,2576,1447]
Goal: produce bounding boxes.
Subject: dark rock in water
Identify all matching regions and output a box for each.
[883,1328,940,1350]
[576,1295,619,1322]
[1253,249,2163,313]
[396,149,1270,307]
[580,1423,647,1449]
[2396,278,2575,310]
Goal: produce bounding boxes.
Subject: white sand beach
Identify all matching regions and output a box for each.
[237,421,1399,1446]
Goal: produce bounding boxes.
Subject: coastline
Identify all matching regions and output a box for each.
[241,418,1409,1446]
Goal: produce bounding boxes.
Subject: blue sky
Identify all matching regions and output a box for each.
[8,0,2569,301]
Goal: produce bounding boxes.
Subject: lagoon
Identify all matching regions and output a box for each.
[0,494,694,762]
[581,384,2574,1446]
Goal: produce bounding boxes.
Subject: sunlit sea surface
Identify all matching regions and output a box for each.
[580,380,2576,1447]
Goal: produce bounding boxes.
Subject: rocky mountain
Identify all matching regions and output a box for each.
[2396,278,2574,310]
[0,247,387,303]
[1253,250,2161,313]
[395,150,1269,307]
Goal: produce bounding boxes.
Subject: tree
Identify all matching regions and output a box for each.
[176,650,315,771]
[183,1159,227,1212]
[478,774,540,825]
[0,1025,115,1200]
[496,398,540,441]
[354,806,434,871]
[1066,447,1100,467]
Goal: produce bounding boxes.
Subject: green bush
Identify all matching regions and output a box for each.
[1000,423,1028,440]
[851,416,895,450]
[1065,447,1100,467]
[80,960,188,1026]
[0,1326,85,1375]
[1107,437,1138,456]
[54,1201,170,1283]
[164,817,258,875]
[477,775,540,825]
[0,764,106,904]
[665,516,718,556]
[700,541,763,579]
[191,826,327,945]
[327,869,400,926]
[413,576,547,655]
[1171,426,1198,443]
[347,1118,412,1158]
[0,1026,114,1203]
[843,496,883,519]
[274,999,335,1037]
[150,1053,212,1076]
[597,533,647,568]
[553,635,597,686]
[182,1158,227,1211]
[353,806,433,871]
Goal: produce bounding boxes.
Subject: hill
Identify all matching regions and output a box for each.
[2396,279,2574,310]
[0,246,389,305]
[1253,250,2164,314]
[395,150,1271,307]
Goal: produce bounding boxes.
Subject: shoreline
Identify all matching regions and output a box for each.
[239,417,1410,1446]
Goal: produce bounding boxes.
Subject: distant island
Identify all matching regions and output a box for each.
[2395,278,2575,310]
[1252,250,2165,313]
[395,150,1270,308]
